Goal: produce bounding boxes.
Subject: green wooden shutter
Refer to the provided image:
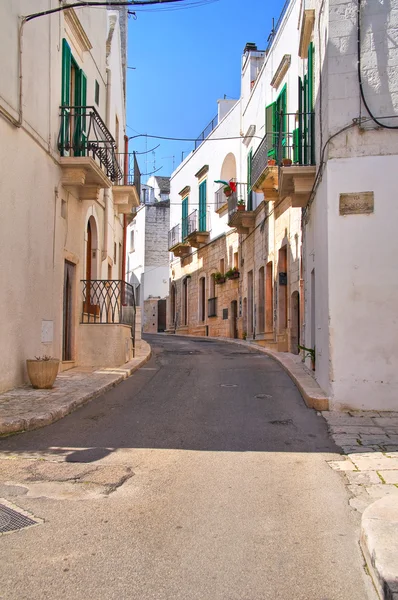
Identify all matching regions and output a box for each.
[266,102,276,158]
[74,68,87,157]
[247,150,253,211]
[307,42,315,164]
[199,181,207,232]
[182,197,188,239]
[275,84,287,161]
[61,39,71,155]
[298,76,303,165]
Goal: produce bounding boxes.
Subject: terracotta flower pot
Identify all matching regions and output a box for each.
[237,204,245,211]
[224,189,232,197]
[267,159,276,166]
[26,359,60,389]
[282,158,292,166]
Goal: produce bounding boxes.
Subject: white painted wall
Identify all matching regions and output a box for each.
[0,2,127,391]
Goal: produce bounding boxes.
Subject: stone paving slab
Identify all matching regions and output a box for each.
[323,410,398,599]
[0,341,151,436]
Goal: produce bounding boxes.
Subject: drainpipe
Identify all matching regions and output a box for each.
[102,67,112,262]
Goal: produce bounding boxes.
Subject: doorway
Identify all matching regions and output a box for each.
[278,247,288,332]
[158,299,166,332]
[63,261,75,361]
[230,300,238,339]
[265,261,274,333]
[84,217,99,316]
[290,291,300,354]
[247,270,253,337]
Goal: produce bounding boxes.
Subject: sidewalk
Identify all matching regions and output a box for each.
[0,341,151,436]
[324,411,398,599]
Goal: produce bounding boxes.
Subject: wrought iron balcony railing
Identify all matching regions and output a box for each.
[215,181,239,212]
[208,297,217,318]
[168,223,181,249]
[58,105,123,182]
[81,279,135,341]
[251,111,315,188]
[115,152,141,197]
[226,183,249,220]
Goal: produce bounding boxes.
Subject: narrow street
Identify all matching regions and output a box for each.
[0,335,376,600]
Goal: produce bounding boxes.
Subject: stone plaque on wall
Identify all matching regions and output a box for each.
[339,192,374,216]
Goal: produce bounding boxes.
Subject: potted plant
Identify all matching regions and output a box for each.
[237,199,246,211]
[224,185,233,197]
[26,355,60,389]
[214,272,226,284]
[225,267,240,280]
[267,158,276,166]
[282,157,292,166]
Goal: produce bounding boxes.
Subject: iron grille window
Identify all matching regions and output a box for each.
[208,297,217,318]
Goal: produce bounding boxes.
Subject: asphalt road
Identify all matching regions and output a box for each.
[0,335,376,600]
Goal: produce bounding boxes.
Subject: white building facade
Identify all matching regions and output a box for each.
[168,0,398,412]
[0,1,139,393]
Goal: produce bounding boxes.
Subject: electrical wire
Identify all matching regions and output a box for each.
[357,0,398,129]
[128,133,262,142]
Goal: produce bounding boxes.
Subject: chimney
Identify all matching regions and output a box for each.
[244,42,258,54]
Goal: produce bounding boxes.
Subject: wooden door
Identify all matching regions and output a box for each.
[63,261,74,361]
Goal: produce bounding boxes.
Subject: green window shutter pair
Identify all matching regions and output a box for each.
[199,181,207,232]
[247,150,253,211]
[182,197,188,239]
[301,42,315,165]
[61,39,87,157]
[266,84,287,163]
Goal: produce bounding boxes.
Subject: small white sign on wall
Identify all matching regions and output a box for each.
[41,320,54,343]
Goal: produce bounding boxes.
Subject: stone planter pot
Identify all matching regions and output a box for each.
[26,359,60,389]
[215,277,226,284]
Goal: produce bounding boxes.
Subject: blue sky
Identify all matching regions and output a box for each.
[126,0,286,181]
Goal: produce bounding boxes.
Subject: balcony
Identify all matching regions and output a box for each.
[251,111,316,209]
[80,279,137,363]
[184,209,210,248]
[168,223,190,258]
[112,152,141,215]
[58,105,122,198]
[214,181,237,214]
[227,183,255,234]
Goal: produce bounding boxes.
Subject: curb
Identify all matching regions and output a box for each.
[164,333,329,411]
[360,496,398,600]
[0,341,152,436]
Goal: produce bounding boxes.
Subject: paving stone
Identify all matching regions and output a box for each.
[349,495,374,513]
[374,418,398,427]
[345,471,382,485]
[330,426,384,435]
[385,451,398,458]
[357,436,392,446]
[350,456,398,471]
[341,446,378,454]
[327,459,357,471]
[365,485,398,498]
[377,471,398,484]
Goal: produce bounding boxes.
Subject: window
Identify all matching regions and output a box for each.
[130,230,135,252]
[199,181,207,232]
[220,258,225,275]
[61,38,87,157]
[182,196,189,239]
[234,252,239,270]
[95,80,100,106]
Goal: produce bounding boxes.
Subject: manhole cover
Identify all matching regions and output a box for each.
[0,500,41,535]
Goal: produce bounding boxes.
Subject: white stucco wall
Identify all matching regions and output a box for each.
[0,3,128,391]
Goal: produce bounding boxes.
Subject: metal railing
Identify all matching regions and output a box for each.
[58,105,123,182]
[251,111,315,188]
[114,152,141,197]
[266,0,291,54]
[208,297,217,318]
[168,223,181,249]
[227,183,249,221]
[194,114,218,150]
[81,279,136,353]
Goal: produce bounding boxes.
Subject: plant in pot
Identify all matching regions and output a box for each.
[224,185,233,198]
[282,157,292,166]
[26,355,60,389]
[267,158,276,166]
[237,199,246,211]
[225,267,240,280]
[214,271,226,284]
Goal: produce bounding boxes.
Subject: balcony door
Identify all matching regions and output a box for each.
[61,38,87,157]
[84,218,99,316]
[63,261,75,361]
